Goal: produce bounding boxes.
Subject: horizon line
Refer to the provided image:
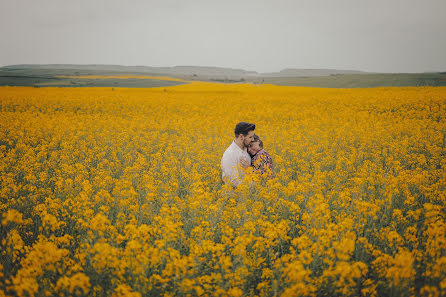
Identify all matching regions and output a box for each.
[0,63,444,74]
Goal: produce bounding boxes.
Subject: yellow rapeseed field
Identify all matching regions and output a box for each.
[0,81,445,297]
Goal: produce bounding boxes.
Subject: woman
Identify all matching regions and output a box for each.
[248,134,273,177]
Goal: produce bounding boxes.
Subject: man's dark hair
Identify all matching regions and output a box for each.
[234,122,255,137]
[252,134,263,148]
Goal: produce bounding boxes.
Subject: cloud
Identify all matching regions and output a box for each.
[1,0,445,72]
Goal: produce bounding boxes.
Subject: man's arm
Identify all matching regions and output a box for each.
[221,153,243,187]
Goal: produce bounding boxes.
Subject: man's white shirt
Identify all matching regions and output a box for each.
[221,140,251,187]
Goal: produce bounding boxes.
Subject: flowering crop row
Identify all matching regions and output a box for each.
[1,82,445,296]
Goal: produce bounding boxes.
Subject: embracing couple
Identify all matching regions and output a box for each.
[221,122,273,187]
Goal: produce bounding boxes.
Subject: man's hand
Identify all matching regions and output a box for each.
[240,157,250,169]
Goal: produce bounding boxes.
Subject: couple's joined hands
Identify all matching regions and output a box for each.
[240,157,250,169]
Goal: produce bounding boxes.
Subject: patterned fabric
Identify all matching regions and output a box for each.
[251,149,273,176]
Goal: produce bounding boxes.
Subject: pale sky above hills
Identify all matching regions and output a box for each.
[1,0,445,73]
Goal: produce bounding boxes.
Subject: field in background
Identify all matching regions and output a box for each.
[244,73,446,88]
[1,82,445,296]
[0,69,186,88]
[1,66,446,88]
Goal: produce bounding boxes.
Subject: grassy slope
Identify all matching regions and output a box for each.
[244,73,446,88]
[1,66,446,88]
[0,68,186,88]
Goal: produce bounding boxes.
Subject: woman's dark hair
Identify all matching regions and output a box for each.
[252,134,263,148]
[234,122,255,137]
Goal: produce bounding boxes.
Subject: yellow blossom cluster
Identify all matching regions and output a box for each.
[0,82,445,296]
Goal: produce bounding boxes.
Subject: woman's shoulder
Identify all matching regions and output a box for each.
[258,149,272,162]
[258,149,271,157]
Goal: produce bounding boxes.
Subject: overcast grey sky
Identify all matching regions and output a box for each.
[1,0,445,73]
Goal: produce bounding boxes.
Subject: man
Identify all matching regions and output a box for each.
[221,122,255,187]
[248,134,273,177]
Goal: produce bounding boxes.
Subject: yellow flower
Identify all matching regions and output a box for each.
[2,209,23,226]
[1,82,445,296]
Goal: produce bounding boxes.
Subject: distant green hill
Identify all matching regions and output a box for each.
[1,64,258,77]
[245,73,446,88]
[1,64,445,88]
[0,66,186,88]
[260,68,369,77]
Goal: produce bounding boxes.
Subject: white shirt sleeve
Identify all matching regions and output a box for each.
[221,150,243,187]
[221,142,251,187]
